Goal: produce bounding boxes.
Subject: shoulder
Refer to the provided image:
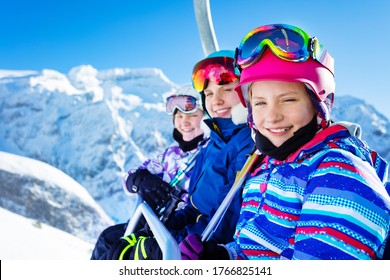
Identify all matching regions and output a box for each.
[232,126,254,153]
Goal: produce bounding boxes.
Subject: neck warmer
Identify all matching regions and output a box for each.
[173,128,204,152]
[255,116,317,161]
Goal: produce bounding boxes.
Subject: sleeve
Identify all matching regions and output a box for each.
[136,151,166,177]
[131,144,177,179]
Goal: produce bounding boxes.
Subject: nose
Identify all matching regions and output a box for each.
[265,104,283,123]
[210,92,223,106]
[181,114,191,124]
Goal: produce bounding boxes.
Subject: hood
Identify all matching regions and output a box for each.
[289,123,389,184]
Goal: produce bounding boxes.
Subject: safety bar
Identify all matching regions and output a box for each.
[124,199,181,260]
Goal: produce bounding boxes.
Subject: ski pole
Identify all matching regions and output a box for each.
[201,151,260,242]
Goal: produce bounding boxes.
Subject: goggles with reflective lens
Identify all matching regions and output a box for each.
[192,56,239,92]
[236,24,331,71]
[166,95,198,115]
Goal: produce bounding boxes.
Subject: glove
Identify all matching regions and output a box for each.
[107,227,163,260]
[164,205,199,231]
[179,233,230,260]
[124,169,171,211]
[107,230,147,260]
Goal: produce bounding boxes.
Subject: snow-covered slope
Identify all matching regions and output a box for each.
[0,151,113,243]
[0,207,92,260]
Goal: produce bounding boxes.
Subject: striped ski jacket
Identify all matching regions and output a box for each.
[226,124,390,260]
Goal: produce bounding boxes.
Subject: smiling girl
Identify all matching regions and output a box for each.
[179,24,390,260]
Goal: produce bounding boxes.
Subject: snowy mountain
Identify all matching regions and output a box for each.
[0,151,113,244]
[0,207,93,260]
[0,65,389,227]
[331,96,390,161]
[0,66,179,222]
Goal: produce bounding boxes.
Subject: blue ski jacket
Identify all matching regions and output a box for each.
[168,117,253,243]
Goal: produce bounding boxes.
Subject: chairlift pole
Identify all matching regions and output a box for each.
[193,0,219,56]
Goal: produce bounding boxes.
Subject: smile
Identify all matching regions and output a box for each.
[214,108,229,114]
[268,127,291,133]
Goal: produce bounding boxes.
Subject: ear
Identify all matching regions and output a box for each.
[231,103,248,125]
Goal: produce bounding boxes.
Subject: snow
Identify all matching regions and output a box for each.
[0,151,106,208]
[0,151,114,245]
[0,207,93,260]
[0,66,180,222]
[30,69,82,95]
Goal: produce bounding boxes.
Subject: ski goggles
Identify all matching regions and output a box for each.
[235,24,330,70]
[192,56,239,92]
[166,95,199,115]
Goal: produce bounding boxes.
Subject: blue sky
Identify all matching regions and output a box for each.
[1,0,389,118]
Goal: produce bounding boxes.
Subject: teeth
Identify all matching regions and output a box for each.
[215,108,228,114]
[270,128,289,133]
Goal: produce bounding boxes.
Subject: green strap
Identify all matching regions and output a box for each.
[140,237,147,259]
[119,234,137,260]
[134,236,147,260]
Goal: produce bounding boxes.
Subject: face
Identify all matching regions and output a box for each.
[203,80,241,118]
[250,81,316,147]
[174,109,204,141]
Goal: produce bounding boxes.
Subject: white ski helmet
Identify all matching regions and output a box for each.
[166,84,203,114]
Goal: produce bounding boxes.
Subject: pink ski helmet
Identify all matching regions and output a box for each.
[235,25,335,128]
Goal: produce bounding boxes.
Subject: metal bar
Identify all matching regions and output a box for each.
[125,195,181,260]
[193,0,219,56]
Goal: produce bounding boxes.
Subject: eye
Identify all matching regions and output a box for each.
[223,86,235,93]
[283,97,296,103]
[253,100,266,106]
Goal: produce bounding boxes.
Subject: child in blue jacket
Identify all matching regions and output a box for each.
[107,51,254,260]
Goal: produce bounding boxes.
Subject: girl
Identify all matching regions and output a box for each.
[91,85,208,260]
[180,24,390,260]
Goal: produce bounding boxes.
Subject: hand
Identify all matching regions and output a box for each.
[124,169,171,211]
[164,206,199,231]
[179,233,204,260]
[179,234,230,260]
